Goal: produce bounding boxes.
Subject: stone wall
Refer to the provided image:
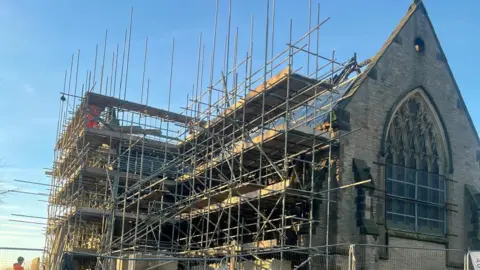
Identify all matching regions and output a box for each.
[375,237,452,270]
[325,1,479,268]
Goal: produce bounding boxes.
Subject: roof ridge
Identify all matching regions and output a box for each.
[340,0,480,147]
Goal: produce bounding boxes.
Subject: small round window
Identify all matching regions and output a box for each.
[414,37,425,52]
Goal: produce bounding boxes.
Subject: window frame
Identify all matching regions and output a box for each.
[385,163,447,235]
[383,91,450,237]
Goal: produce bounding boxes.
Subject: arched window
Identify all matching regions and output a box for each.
[385,90,447,236]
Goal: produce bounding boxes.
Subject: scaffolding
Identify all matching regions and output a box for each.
[45,1,369,269]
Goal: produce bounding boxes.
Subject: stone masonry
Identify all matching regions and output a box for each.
[313,1,480,269]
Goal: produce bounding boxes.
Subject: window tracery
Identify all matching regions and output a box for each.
[385,92,446,235]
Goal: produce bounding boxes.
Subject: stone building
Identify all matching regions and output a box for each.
[327,0,480,268]
[44,1,478,269]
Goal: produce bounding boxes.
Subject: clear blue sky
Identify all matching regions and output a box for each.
[0,0,478,249]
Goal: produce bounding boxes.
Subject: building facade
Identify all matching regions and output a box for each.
[44,1,479,269]
[331,1,480,268]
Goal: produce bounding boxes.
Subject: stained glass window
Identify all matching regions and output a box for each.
[385,93,446,235]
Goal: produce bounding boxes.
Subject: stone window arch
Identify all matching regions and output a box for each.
[384,89,449,235]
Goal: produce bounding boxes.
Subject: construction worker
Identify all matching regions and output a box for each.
[87,104,103,128]
[13,256,25,270]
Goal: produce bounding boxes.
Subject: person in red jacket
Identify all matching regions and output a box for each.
[13,256,24,270]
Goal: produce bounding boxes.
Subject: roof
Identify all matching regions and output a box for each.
[246,76,357,140]
[339,0,480,146]
[86,92,200,125]
[342,3,418,99]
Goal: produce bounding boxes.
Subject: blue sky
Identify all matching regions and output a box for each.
[0,0,478,250]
